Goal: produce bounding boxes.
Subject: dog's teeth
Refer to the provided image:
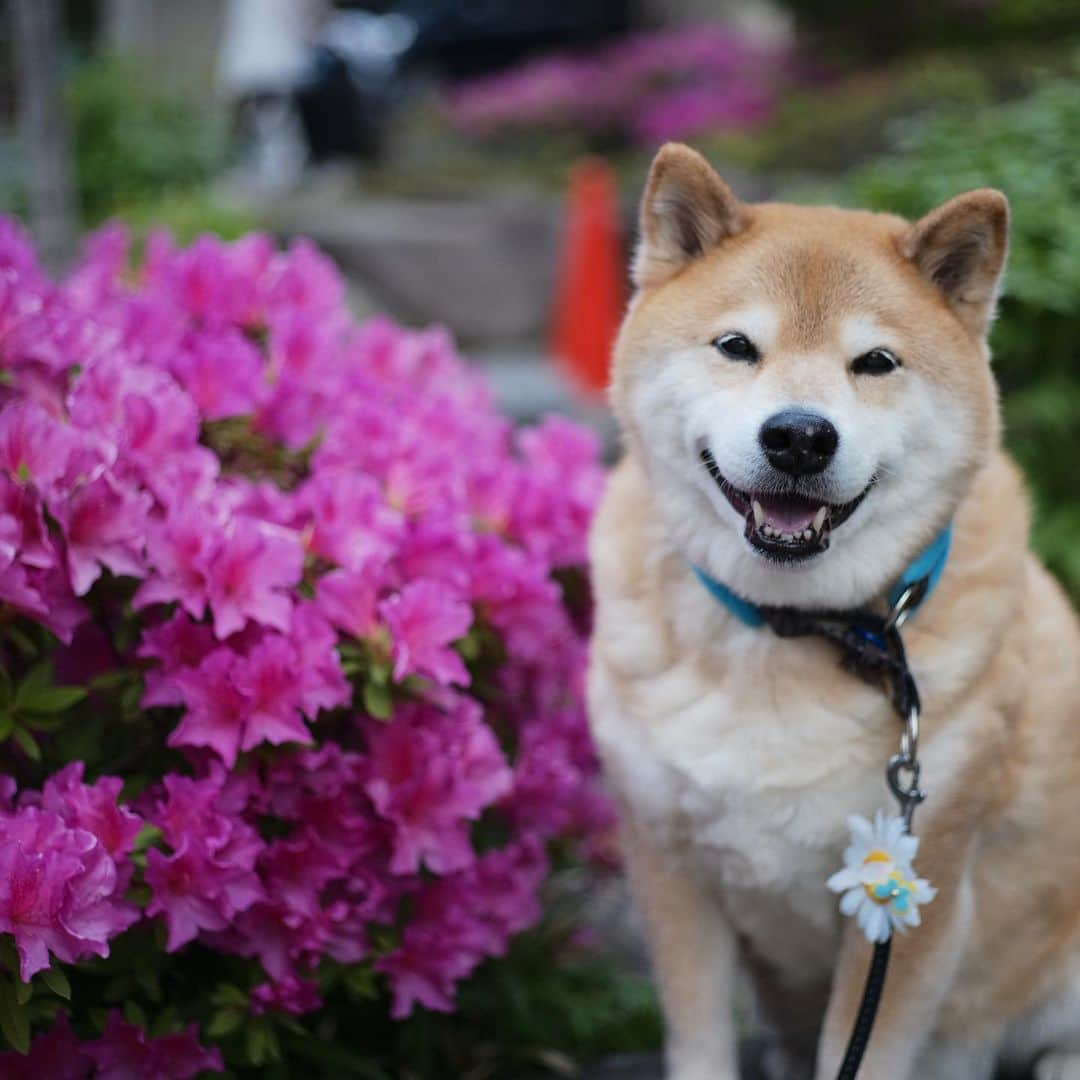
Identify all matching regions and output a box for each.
[812,506,828,534]
[763,525,774,537]
[803,529,813,540]
[781,532,794,542]
[752,500,764,527]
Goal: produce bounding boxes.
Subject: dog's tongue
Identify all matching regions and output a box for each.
[755,492,822,532]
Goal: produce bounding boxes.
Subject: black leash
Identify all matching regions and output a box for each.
[836,939,892,1080]
[756,587,930,1080]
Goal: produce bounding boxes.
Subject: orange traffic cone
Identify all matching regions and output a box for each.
[550,157,626,397]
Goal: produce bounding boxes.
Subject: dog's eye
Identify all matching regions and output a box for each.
[851,349,899,376]
[712,333,759,363]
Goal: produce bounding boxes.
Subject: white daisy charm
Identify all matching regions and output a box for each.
[827,811,936,943]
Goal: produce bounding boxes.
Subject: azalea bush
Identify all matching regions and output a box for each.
[0,218,616,1075]
[443,24,816,147]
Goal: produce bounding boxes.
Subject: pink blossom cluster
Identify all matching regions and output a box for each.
[0,1010,222,1079]
[0,766,141,982]
[0,216,611,1068]
[443,24,812,145]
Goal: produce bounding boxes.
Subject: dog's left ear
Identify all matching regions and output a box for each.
[901,189,1009,337]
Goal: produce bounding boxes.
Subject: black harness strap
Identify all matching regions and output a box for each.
[751,590,931,1080]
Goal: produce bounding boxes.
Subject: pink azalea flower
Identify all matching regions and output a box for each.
[165,234,259,330]
[0,1011,94,1080]
[268,237,345,318]
[204,519,302,639]
[364,701,512,874]
[0,398,80,492]
[376,839,546,1018]
[134,502,220,619]
[144,771,263,950]
[232,633,312,751]
[379,580,472,687]
[86,1011,223,1079]
[0,562,86,643]
[54,471,151,595]
[0,472,57,570]
[166,327,266,419]
[250,974,322,1016]
[314,560,385,640]
[167,647,250,766]
[295,468,402,568]
[39,763,143,871]
[288,602,352,716]
[137,612,218,707]
[0,806,138,980]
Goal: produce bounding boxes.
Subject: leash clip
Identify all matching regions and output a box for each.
[883,578,928,633]
[887,703,926,830]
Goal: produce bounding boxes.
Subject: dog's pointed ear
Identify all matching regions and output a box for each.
[900,189,1009,337]
[633,143,745,288]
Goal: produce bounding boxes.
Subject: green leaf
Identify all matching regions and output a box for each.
[0,712,13,741]
[11,727,40,762]
[132,824,163,854]
[0,942,18,973]
[455,628,481,662]
[119,681,143,718]
[149,1005,181,1037]
[13,978,31,1006]
[123,1000,148,1029]
[4,626,38,660]
[368,659,392,687]
[0,976,30,1054]
[342,964,378,1001]
[14,659,53,703]
[206,1008,243,1038]
[23,714,71,733]
[88,669,130,692]
[19,686,87,714]
[362,681,393,722]
[40,968,71,1001]
[210,983,249,1009]
[246,1019,279,1067]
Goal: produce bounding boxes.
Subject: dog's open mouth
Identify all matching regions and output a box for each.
[701,448,871,561]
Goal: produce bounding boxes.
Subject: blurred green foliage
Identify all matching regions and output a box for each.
[67,55,222,222]
[847,70,1080,596]
[699,53,992,176]
[785,0,1080,60]
[118,189,256,245]
[65,54,252,239]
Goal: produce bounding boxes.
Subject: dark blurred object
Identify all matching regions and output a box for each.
[382,0,632,78]
[296,10,416,161]
[788,0,1080,61]
[296,0,632,161]
[11,0,78,267]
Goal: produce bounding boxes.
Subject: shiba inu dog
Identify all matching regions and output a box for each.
[587,143,1080,1079]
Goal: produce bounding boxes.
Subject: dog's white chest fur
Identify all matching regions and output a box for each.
[589,574,892,980]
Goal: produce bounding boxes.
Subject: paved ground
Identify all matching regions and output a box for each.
[581,1045,772,1079]
[576,1049,1080,1079]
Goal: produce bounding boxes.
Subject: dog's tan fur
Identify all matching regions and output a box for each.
[588,144,1080,1079]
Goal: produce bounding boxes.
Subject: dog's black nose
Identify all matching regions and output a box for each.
[759,410,838,476]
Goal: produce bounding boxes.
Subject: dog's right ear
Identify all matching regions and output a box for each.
[633,143,745,288]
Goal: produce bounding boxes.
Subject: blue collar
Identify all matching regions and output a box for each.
[691,526,953,629]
